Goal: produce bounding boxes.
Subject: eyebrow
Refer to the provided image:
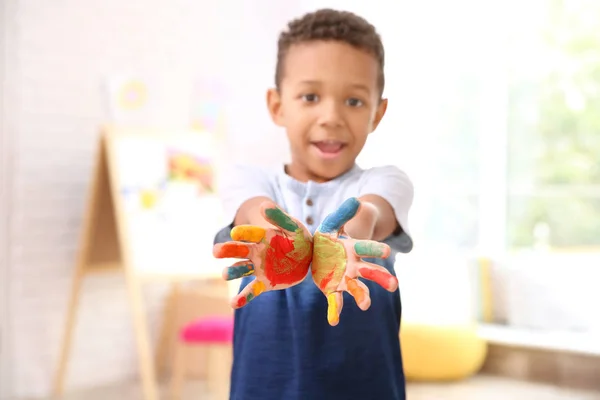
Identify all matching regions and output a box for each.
[298,80,372,93]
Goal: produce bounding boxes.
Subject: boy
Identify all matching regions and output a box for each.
[214,8,414,400]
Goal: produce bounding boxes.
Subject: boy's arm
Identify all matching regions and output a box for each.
[234,196,275,227]
[344,166,414,253]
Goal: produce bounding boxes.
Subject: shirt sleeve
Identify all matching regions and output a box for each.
[214,163,276,245]
[358,166,414,253]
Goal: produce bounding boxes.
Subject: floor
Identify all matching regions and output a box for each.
[43,374,600,400]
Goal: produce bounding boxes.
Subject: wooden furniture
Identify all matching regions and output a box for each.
[170,314,234,400]
[154,280,236,383]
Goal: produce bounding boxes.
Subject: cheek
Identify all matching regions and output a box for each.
[286,115,313,143]
[347,112,374,138]
[285,122,311,147]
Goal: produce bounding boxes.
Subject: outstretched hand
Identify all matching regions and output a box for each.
[311,197,399,326]
[213,201,313,309]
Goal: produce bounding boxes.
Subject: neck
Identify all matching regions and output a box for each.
[284,162,355,183]
[284,164,327,183]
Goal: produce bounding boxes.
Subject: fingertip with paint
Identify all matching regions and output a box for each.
[326,293,340,326]
[223,262,254,281]
[358,296,372,311]
[388,276,399,292]
[231,225,266,242]
[354,241,389,258]
[212,243,222,257]
[340,197,361,217]
[319,197,361,233]
[264,206,298,232]
[232,296,246,309]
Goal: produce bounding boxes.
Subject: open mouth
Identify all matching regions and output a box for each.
[311,140,347,158]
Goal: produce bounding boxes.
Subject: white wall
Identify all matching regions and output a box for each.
[4,1,304,398]
[1,0,17,398]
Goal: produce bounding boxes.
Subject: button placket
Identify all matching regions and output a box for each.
[303,184,315,227]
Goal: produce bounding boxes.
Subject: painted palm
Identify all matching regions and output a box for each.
[213,202,313,309]
[312,198,399,326]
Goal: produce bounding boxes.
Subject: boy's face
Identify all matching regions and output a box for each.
[267,40,387,182]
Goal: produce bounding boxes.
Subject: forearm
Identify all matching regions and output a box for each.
[344,201,377,240]
[344,196,398,241]
[234,196,277,228]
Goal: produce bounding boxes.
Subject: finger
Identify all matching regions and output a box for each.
[213,242,253,259]
[318,197,360,234]
[344,276,371,311]
[353,240,391,259]
[231,225,266,243]
[357,262,399,292]
[222,260,255,281]
[260,202,300,232]
[231,279,267,309]
[326,291,344,327]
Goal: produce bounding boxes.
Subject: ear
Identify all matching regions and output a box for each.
[370,98,388,132]
[266,88,285,127]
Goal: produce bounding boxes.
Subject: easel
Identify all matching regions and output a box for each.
[53,127,225,400]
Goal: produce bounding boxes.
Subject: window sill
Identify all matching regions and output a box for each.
[478,323,600,357]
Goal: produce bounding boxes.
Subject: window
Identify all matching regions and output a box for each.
[507,0,600,251]
[356,0,600,334]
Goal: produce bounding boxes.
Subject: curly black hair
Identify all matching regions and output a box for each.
[275,9,385,95]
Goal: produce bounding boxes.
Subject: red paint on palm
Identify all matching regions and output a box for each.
[318,270,336,291]
[269,235,294,256]
[264,235,312,285]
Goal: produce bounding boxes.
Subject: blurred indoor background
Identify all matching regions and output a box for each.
[1,0,599,399]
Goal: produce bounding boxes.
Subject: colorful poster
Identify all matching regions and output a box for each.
[114,133,223,275]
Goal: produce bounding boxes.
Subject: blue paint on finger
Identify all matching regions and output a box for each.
[317,197,360,234]
[225,262,255,280]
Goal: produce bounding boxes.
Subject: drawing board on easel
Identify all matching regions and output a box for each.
[104,127,226,278]
[53,126,228,400]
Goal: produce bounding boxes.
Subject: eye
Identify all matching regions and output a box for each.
[301,93,319,102]
[346,98,364,107]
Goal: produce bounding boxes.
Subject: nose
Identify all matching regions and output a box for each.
[317,99,343,128]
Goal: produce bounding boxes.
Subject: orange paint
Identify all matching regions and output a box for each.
[345,276,365,305]
[216,243,250,258]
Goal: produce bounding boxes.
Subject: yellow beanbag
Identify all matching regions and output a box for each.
[401,323,487,381]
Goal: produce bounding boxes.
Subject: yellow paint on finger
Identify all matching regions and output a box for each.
[231,225,266,242]
[327,293,340,326]
[252,280,266,297]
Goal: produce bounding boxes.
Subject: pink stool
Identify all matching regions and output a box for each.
[170,315,234,400]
